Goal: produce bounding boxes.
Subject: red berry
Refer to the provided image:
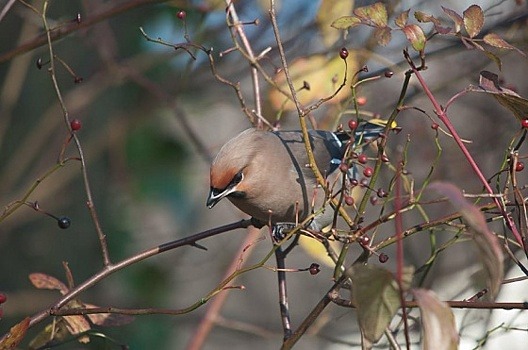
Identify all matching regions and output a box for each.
[350,178,358,187]
[0,293,6,304]
[516,161,525,172]
[177,10,186,20]
[339,163,349,173]
[356,96,367,106]
[358,235,370,246]
[370,195,378,205]
[431,122,439,130]
[70,119,82,131]
[522,119,528,129]
[309,263,320,275]
[348,119,358,130]
[379,253,389,263]
[344,195,354,206]
[358,154,368,164]
[339,47,349,59]
[363,167,373,177]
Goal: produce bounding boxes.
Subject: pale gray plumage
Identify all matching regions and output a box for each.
[207,125,382,231]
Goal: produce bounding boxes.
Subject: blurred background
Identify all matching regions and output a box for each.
[1,0,528,348]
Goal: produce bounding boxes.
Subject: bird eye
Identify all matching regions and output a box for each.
[231,171,243,186]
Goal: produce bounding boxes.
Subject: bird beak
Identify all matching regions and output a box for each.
[206,187,230,208]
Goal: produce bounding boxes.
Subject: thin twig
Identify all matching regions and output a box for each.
[28,219,254,328]
[0,0,171,64]
[41,0,111,266]
[225,0,263,128]
[404,49,524,250]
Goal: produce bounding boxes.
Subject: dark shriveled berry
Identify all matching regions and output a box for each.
[309,263,320,275]
[58,217,71,229]
[379,253,389,263]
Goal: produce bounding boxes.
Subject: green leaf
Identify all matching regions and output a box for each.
[483,50,502,71]
[374,27,392,46]
[317,0,354,47]
[402,24,426,51]
[350,264,414,343]
[331,15,362,30]
[413,289,459,350]
[415,11,451,34]
[463,5,484,38]
[394,9,409,28]
[430,182,503,299]
[353,2,388,28]
[484,33,527,57]
[441,6,463,33]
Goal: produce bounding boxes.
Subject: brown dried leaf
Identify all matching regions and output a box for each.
[374,26,392,46]
[353,2,388,28]
[394,9,409,28]
[463,5,484,38]
[351,264,414,343]
[63,315,91,336]
[430,182,503,299]
[441,6,463,33]
[29,273,69,295]
[0,317,30,349]
[484,33,527,57]
[413,289,459,350]
[402,24,426,51]
[468,70,528,121]
[317,0,354,47]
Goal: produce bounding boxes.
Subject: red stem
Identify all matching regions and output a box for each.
[407,55,524,249]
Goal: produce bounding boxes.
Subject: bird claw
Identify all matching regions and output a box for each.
[271,223,297,242]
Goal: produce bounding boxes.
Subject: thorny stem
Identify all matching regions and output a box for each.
[404,50,524,251]
[42,1,111,266]
[27,219,253,328]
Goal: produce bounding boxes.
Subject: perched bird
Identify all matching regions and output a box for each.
[206,123,384,233]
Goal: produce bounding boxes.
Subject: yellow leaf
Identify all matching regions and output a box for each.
[269,54,358,112]
[317,0,354,47]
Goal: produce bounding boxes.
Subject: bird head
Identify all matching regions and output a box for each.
[206,129,260,209]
